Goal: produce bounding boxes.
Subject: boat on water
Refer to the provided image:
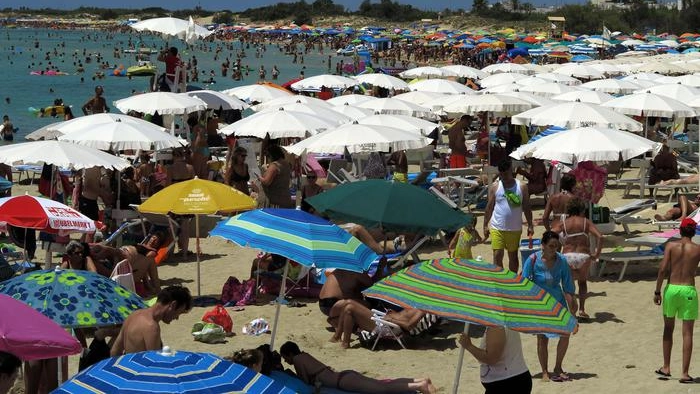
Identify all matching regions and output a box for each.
[336,44,372,56]
[126,61,157,77]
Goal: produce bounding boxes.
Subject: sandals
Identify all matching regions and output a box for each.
[551,372,572,382]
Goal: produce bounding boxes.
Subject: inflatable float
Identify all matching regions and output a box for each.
[28,105,68,117]
[30,70,69,76]
[112,65,127,77]
[126,61,157,77]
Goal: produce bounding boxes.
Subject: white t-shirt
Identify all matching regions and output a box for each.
[489,179,524,231]
[479,328,529,383]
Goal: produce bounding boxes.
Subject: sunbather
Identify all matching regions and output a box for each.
[654,193,700,221]
[280,341,436,393]
[341,223,407,255]
[659,173,699,186]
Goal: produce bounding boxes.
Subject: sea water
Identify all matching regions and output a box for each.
[0,28,332,140]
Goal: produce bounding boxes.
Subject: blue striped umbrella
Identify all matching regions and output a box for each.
[209,208,378,272]
[53,349,295,394]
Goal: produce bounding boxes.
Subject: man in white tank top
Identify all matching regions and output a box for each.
[483,158,534,272]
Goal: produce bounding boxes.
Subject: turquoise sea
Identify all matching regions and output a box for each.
[0,28,331,140]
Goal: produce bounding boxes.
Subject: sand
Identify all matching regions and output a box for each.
[8,167,700,394]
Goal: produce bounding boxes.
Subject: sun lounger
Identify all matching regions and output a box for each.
[610,199,656,234]
[338,168,364,183]
[618,159,651,198]
[648,182,699,203]
[597,249,663,281]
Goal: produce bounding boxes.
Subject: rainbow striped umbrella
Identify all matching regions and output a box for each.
[364,258,577,335]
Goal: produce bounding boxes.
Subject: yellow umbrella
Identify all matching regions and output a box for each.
[139,177,256,295]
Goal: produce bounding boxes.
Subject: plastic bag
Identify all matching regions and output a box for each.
[242,318,270,336]
[201,305,233,333]
[192,322,226,344]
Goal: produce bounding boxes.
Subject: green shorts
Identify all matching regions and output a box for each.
[490,229,522,252]
[663,284,698,320]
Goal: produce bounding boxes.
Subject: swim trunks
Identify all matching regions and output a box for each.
[449,154,467,169]
[663,284,698,320]
[563,252,590,270]
[319,297,341,316]
[489,229,521,252]
[78,195,99,221]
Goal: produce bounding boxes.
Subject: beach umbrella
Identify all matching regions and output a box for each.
[0,268,146,329]
[130,16,213,44]
[256,102,352,125]
[409,79,475,95]
[478,72,527,88]
[399,66,458,79]
[519,82,582,97]
[210,208,378,349]
[551,90,615,105]
[221,84,292,104]
[499,91,556,107]
[512,101,643,131]
[601,92,696,118]
[363,258,577,394]
[355,97,434,118]
[513,76,549,87]
[393,91,448,106]
[481,63,531,75]
[510,126,657,162]
[54,348,295,394]
[25,121,65,141]
[0,140,130,170]
[633,83,700,103]
[0,294,81,361]
[357,114,440,136]
[553,63,605,79]
[251,95,333,111]
[441,65,488,80]
[354,73,410,90]
[307,179,473,235]
[55,114,182,151]
[586,63,625,77]
[0,194,96,235]
[326,94,378,107]
[479,82,523,94]
[138,177,256,295]
[113,92,207,116]
[185,90,249,111]
[290,74,358,91]
[441,93,533,116]
[285,123,432,156]
[633,61,687,75]
[579,78,642,94]
[328,104,375,120]
[219,109,337,138]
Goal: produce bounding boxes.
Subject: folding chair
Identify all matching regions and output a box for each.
[110,259,136,293]
[326,159,352,184]
[359,309,406,351]
[610,199,657,234]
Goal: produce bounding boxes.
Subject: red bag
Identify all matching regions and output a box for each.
[201,305,233,333]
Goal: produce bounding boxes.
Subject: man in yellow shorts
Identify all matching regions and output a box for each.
[483,158,533,273]
[654,217,700,384]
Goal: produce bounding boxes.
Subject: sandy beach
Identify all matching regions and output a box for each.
[7,165,698,394]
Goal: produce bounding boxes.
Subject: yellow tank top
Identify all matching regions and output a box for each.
[454,228,474,259]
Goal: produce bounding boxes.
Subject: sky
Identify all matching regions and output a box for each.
[5,1,492,12]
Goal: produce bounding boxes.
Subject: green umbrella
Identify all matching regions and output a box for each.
[307,179,472,235]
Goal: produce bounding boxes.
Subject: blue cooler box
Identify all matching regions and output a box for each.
[519,239,541,264]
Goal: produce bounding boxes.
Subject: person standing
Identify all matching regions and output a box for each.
[81,85,108,115]
[447,115,470,169]
[483,158,534,272]
[224,146,251,195]
[653,217,700,384]
[157,47,185,92]
[1,115,15,142]
[458,327,532,394]
[257,145,294,208]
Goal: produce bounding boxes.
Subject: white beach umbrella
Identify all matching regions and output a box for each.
[671,74,700,87]
[219,109,337,138]
[354,73,410,90]
[620,39,646,47]
[519,82,582,97]
[285,123,431,155]
[514,76,550,87]
[409,79,475,95]
[586,63,625,76]
[429,95,467,114]
[393,91,448,106]
[551,90,615,105]
[500,91,555,107]
[480,83,524,94]
[441,93,533,116]
[0,141,130,170]
[221,84,292,104]
[399,66,458,79]
[357,114,440,136]
[579,78,642,94]
[290,74,358,91]
[256,102,352,125]
[478,72,527,88]
[521,63,550,74]
[130,16,212,44]
[553,63,605,80]
[511,101,643,131]
[633,84,700,103]
[355,97,434,118]
[481,63,531,75]
[113,92,207,115]
[533,72,583,85]
[687,96,700,110]
[25,121,67,141]
[185,90,248,111]
[510,126,657,162]
[441,65,488,80]
[622,72,664,81]
[251,95,333,111]
[601,92,697,118]
[329,104,376,120]
[326,94,378,107]
[632,61,687,75]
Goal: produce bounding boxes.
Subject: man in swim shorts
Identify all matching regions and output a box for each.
[654,217,700,384]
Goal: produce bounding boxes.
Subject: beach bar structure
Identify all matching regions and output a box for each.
[548,16,566,39]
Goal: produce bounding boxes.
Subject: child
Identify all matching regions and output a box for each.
[447,216,482,259]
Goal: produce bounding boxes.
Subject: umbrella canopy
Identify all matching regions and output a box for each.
[185,90,249,111]
[0,195,96,235]
[222,84,292,104]
[364,258,577,334]
[219,109,337,138]
[552,63,605,79]
[54,114,182,151]
[113,92,207,115]
[284,123,431,155]
[0,268,146,328]
[290,74,358,91]
[257,102,351,125]
[441,65,488,80]
[355,97,434,118]
[511,101,643,131]
[357,114,440,136]
[551,90,615,105]
[0,294,81,361]
[601,92,697,118]
[409,79,475,95]
[54,349,295,394]
[579,78,642,94]
[307,179,473,235]
[392,91,447,106]
[633,83,700,103]
[326,94,378,107]
[210,208,378,272]
[510,126,657,162]
[251,95,333,112]
[478,72,527,88]
[519,82,582,97]
[441,93,533,116]
[0,140,130,170]
[399,66,458,79]
[354,73,410,90]
[329,104,375,120]
[481,63,531,75]
[130,17,213,44]
[534,72,583,86]
[25,121,70,141]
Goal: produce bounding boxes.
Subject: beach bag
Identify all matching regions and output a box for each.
[201,305,233,333]
[221,276,256,306]
[191,322,226,344]
[242,318,270,336]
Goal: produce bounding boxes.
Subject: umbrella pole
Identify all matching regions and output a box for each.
[452,323,469,394]
[269,260,290,350]
[196,214,201,296]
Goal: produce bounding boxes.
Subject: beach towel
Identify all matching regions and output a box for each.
[221,276,256,306]
[191,322,227,344]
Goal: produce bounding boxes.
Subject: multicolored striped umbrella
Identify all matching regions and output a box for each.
[54,348,295,393]
[209,208,378,272]
[364,258,577,335]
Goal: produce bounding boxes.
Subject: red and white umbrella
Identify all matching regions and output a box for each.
[0,195,96,235]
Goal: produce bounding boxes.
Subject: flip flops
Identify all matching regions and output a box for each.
[654,369,671,378]
[679,377,695,384]
[551,372,572,382]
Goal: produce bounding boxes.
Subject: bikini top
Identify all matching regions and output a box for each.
[563,216,586,239]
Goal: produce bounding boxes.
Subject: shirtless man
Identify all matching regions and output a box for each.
[81,85,108,115]
[447,115,470,169]
[110,286,192,356]
[516,157,547,196]
[653,217,700,383]
[75,167,112,242]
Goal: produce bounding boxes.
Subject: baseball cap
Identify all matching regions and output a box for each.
[680,217,697,228]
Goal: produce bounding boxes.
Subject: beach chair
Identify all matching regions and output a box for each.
[338,168,362,183]
[648,181,699,203]
[610,199,657,234]
[110,259,136,293]
[597,248,663,281]
[359,309,406,351]
[618,159,651,198]
[389,235,430,270]
[326,159,352,184]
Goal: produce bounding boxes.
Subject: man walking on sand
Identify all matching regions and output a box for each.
[483,158,534,273]
[447,115,471,169]
[110,286,192,356]
[654,217,700,384]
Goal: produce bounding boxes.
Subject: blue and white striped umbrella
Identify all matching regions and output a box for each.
[210,208,378,272]
[53,349,295,394]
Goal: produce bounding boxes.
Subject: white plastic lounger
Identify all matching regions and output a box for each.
[610,199,656,234]
[597,249,663,281]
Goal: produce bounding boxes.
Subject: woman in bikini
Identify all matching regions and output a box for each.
[224,146,250,195]
[552,197,602,320]
[542,173,576,231]
[280,341,436,393]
